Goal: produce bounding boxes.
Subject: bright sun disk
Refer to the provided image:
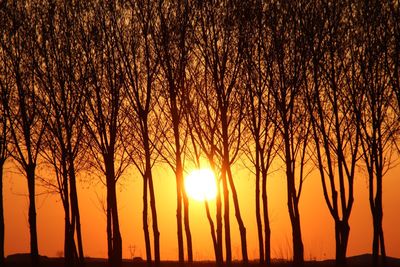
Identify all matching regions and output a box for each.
[185,169,217,201]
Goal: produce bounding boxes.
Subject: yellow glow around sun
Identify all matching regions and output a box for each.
[185,169,217,201]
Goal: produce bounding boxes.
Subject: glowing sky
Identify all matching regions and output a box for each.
[3,160,400,260]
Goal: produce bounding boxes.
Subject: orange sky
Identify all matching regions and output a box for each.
[3,159,400,261]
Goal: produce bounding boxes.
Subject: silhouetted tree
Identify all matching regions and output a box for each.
[2,1,400,266]
[79,1,129,266]
[194,0,249,263]
[185,57,223,264]
[116,0,161,265]
[303,2,361,265]
[352,1,400,266]
[264,1,311,265]
[0,2,47,266]
[34,1,86,265]
[152,0,194,262]
[241,2,279,262]
[182,94,222,263]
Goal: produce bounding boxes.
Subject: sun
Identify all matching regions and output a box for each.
[185,169,217,201]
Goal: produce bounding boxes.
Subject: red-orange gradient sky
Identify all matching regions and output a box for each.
[3,159,400,261]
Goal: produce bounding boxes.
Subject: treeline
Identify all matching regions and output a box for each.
[0,0,399,267]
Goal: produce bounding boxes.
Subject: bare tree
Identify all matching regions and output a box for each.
[241,3,279,262]
[185,57,223,264]
[303,1,361,265]
[0,2,48,266]
[78,1,129,266]
[185,124,220,265]
[116,0,161,265]
[34,0,86,265]
[264,1,311,265]
[193,0,249,263]
[152,0,194,262]
[352,1,400,266]
[184,43,226,263]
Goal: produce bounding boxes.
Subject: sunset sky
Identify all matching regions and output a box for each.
[1,0,399,266]
[3,158,400,261]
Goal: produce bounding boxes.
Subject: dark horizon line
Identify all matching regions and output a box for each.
[4,252,399,262]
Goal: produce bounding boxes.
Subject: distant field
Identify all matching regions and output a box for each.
[5,254,399,267]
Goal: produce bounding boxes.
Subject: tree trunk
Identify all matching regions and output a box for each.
[220,108,231,264]
[221,169,231,263]
[143,172,151,262]
[227,167,248,263]
[176,161,184,263]
[372,215,379,267]
[371,158,386,267]
[379,222,386,266]
[255,152,264,264]
[61,150,76,267]
[143,119,160,265]
[216,91,248,262]
[292,213,304,266]
[204,200,218,262]
[27,163,39,267]
[64,210,73,267]
[0,160,5,266]
[287,171,303,265]
[111,181,122,267]
[62,156,74,267]
[171,91,185,263]
[283,123,303,266]
[335,220,349,266]
[68,152,84,264]
[215,180,223,266]
[262,170,271,265]
[372,197,385,267]
[69,165,84,265]
[148,171,160,266]
[183,192,193,262]
[106,195,112,262]
[106,158,122,267]
[176,150,192,263]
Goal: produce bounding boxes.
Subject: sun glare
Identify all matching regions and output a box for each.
[185,169,217,201]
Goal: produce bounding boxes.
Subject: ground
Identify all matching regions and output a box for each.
[4,254,399,267]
